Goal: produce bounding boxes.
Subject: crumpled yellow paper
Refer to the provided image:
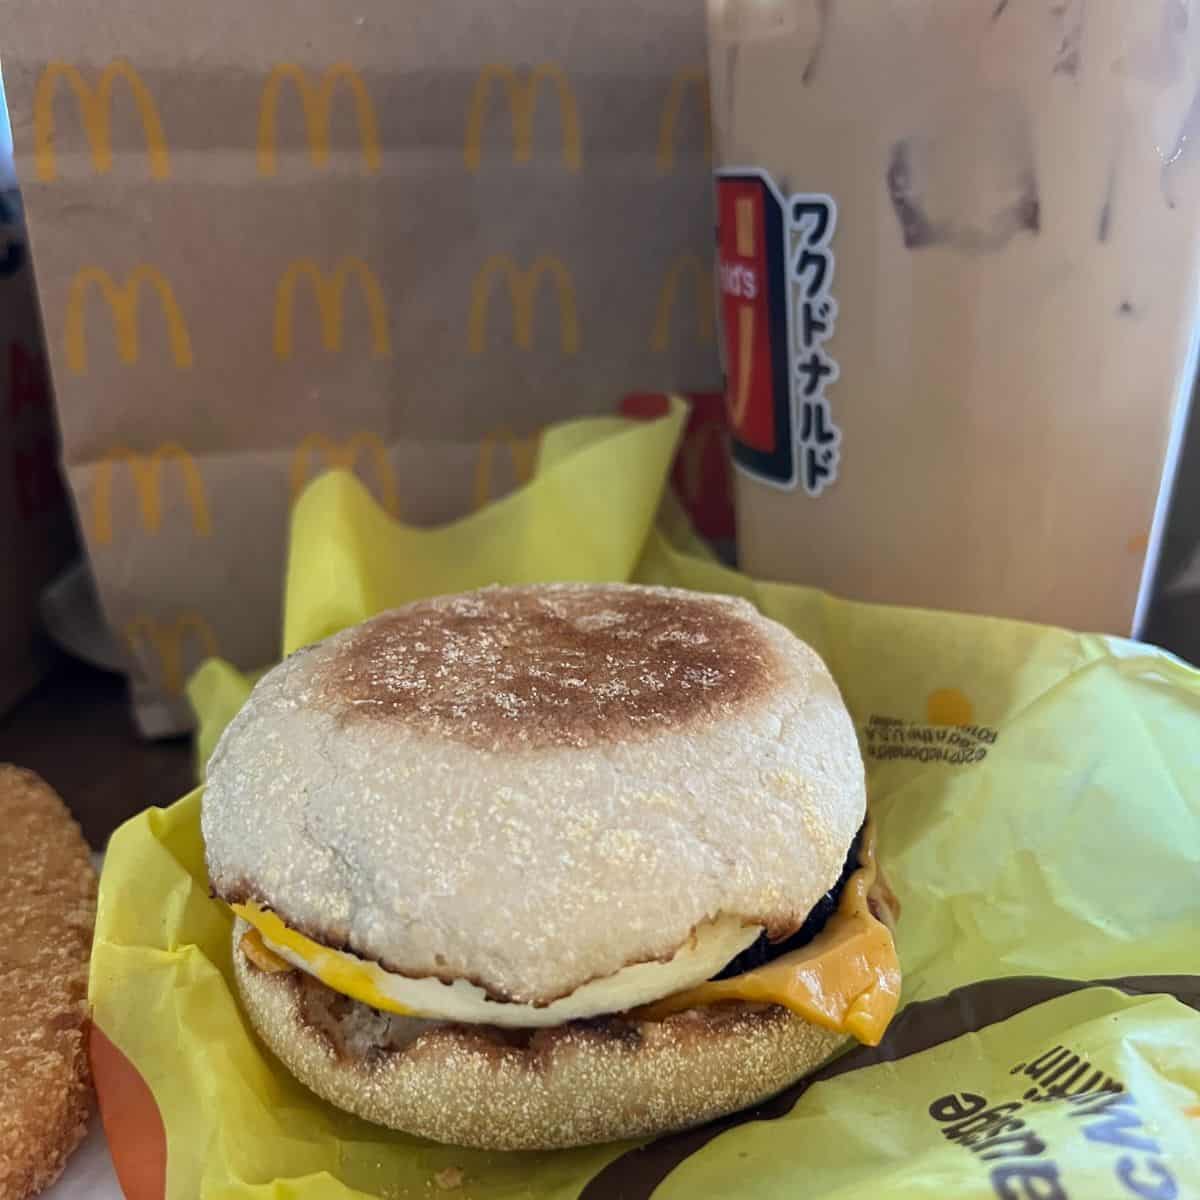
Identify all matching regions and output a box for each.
[93,397,1200,1199]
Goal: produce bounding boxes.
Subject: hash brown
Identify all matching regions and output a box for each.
[0,766,96,1200]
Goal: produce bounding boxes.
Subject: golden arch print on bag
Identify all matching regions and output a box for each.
[33,60,170,182]
[31,59,708,185]
[464,64,582,172]
[89,444,212,547]
[257,64,381,176]
[473,427,540,511]
[273,259,392,360]
[468,255,579,354]
[33,59,383,181]
[65,266,193,375]
[658,67,711,174]
[289,433,400,517]
[286,427,542,519]
[651,251,715,352]
[125,613,218,697]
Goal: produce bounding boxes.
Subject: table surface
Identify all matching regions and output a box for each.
[0,658,194,849]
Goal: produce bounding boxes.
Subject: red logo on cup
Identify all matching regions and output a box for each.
[717,179,775,451]
[715,171,795,486]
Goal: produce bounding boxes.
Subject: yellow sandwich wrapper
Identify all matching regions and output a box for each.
[92,398,1200,1199]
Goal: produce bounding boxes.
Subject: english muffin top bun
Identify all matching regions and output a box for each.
[203,584,899,1149]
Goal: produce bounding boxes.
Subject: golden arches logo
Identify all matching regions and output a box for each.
[273,258,392,360]
[257,63,381,176]
[125,613,218,696]
[473,427,540,511]
[464,64,582,172]
[468,255,579,355]
[651,251,714,351]
[657,67,711,174]
[290,432,399,516]
[33,60,170,183]
[89,444,212,547]
[65,266,193,376]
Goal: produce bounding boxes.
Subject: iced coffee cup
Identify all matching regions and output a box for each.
[709,0,1200,634]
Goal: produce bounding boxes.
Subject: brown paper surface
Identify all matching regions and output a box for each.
[0,186,75,714]
[1,1,722,734]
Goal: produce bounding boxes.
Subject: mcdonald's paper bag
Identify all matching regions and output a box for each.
[0,185,75,714]
[90,401,1200,1199]
[0,0,723,737]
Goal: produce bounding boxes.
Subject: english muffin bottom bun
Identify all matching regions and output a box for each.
[203,583,901,1150]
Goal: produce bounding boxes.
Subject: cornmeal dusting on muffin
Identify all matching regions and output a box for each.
[314,584,781,750]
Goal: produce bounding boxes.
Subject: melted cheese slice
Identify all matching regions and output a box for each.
[232,903,761,1028]
[233,819,900,1045]
[634,817,901,1045]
